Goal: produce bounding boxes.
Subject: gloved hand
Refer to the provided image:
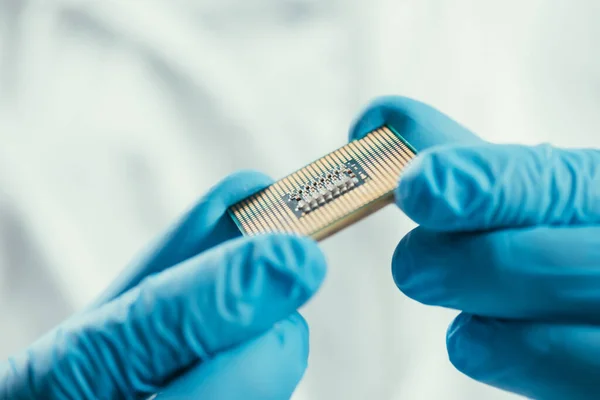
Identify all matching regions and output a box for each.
[351,96,600,400]
[0,171,327,399]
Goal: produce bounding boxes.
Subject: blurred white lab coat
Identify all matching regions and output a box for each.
[1,1,599,399]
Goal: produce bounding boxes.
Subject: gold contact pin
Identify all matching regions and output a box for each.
[238,199,261,234]
[373,131,409,172]
[265,187,294,231]
[258,195,286,232]
[361,135,401,187]
[381,128,413,166]
[343,141,389,191]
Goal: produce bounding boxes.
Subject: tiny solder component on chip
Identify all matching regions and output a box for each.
[282,160,368,218]
[228,126,417,241]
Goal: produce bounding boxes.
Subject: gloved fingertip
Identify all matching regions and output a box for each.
[349,96,484,151]
[394,150,450,230]
[226,234,327,311]
[348,96,423,142]
[275,313,310,366]
[269,234,328,296]
[395,146,496,231]
[446,314,494,380]
[209,169,274,207]
[391,232,416,292]
[348,96,390,141]
[446,313,474,373]
[286,311,310,337]
[446,313,471,344]
[394,154,428,220]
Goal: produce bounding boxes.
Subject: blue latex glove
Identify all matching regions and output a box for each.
[0,171,327,399]
[351,96,600,399]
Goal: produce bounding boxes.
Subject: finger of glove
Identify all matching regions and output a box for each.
[2,234,326,400]
[447,313,600,400]
[394,225,600,323]
[92,170,273,306]
[155,313,309,400]
[396,144,600,231]
[348,96,485,151]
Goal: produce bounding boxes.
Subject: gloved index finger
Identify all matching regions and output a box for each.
[397,143,600,231]
[349,96,485,151]
[91,170,273,307]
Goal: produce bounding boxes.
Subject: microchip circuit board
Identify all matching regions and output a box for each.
[228,126,417,241]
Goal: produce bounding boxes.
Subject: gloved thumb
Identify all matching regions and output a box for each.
[395,144,600,231]
[1,234,326,399]
[349,96,485,151]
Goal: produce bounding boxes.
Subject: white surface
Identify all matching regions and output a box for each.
[1,1,600,398]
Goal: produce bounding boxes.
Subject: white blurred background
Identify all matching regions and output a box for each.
[1,1,599,399]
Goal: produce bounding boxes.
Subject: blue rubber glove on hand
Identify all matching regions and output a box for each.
[351,97,600,400]
[0,171,327,399]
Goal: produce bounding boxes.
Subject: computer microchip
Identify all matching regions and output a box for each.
[228,126,417,241]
